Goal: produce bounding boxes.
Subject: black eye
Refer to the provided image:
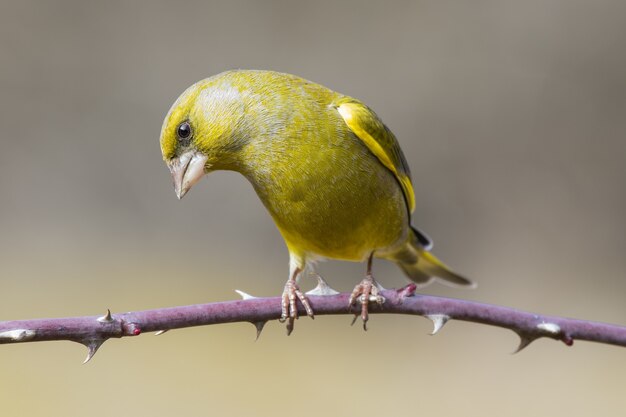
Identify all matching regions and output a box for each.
[177,121,192,140]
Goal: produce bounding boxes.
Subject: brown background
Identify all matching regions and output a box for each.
[1,1,625,416]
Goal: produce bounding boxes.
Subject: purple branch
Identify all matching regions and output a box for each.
[1,284,625,362]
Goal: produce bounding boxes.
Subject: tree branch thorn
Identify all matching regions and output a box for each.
[82,339,105,364]
[0,329,36,342]
[513,333,537,353]
[97,309,113,323]
[252,321,267,340]
[235,290,257,300]
[426,314,450,335]
[306,274,340,296]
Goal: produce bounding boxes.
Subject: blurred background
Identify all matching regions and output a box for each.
[1,1,625,416]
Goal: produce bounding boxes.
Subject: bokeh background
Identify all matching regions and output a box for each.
[1,1,625,416]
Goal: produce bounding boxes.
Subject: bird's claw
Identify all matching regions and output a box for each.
[280,279,314,335]
[349,275,385,330]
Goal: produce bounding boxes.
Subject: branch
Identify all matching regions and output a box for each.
[1,284,625,362]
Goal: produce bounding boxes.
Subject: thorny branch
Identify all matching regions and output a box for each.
[1,283,625,362]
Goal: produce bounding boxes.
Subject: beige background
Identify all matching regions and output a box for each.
[1,1,625,416]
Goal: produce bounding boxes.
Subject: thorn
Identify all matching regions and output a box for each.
[513,333,536,354]
[0,329,36,342]
[82,340,105,364]
[426,314,450,335]
[252,321,267,341]
[235,289,257,300]
[154,330,169,336]
[306,274,340,296]
[97,309,113,323]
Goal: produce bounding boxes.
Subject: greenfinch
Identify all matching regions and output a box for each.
[160,70,473,333]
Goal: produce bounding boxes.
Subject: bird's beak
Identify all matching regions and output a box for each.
[167,150,208,199]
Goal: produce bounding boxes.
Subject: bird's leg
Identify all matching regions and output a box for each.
[279,266,314,335]
[348,253,385,330]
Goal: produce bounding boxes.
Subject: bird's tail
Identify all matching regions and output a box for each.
[388,227,475,288]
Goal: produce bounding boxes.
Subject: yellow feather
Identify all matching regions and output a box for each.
[337,101,415,213]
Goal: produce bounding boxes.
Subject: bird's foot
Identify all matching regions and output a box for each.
[348,275,385,330]
[279,279,314,335]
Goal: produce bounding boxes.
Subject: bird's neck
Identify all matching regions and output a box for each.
[228,138,283,201]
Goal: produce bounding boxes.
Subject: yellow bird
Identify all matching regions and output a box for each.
[160,70,473,333]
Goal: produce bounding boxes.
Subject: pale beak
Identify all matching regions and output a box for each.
[167,150,209,199]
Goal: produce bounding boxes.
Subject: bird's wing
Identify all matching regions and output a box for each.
[336,97,415,213]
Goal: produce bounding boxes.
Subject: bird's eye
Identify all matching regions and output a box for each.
[177,121,192,140]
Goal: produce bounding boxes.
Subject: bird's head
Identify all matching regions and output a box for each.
[160,75,246,199]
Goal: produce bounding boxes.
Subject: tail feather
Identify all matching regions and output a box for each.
[391,229,475,288]
[409,250,474,287]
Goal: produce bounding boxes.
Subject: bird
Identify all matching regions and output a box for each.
[159,70,474,334]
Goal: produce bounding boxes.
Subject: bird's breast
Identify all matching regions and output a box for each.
[241,128,409,261]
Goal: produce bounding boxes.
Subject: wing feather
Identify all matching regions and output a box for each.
[336,98,415,213]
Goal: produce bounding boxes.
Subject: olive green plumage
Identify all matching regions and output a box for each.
[160,69,473,288]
